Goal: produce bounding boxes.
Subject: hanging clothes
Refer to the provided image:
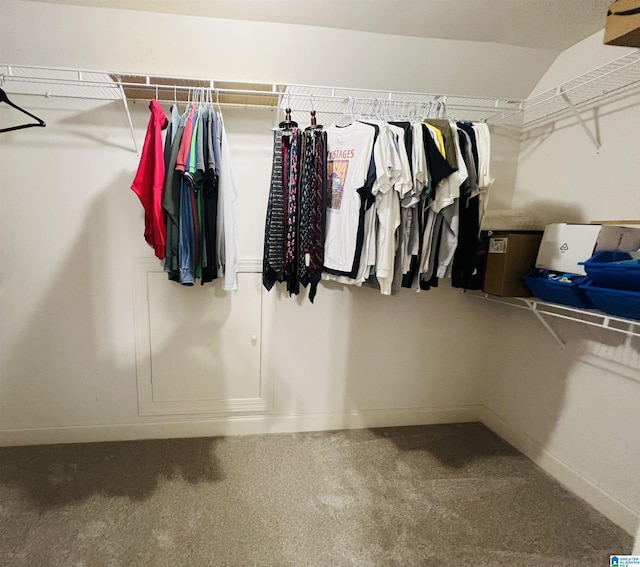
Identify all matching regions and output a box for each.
[201,108,220,285]
[132,98,238,289]
[131,99,168,260]
[473,122,494,226]
[283,127,302,295]
[213,112,239,291]
[162,104,185,281]
[403,122,455,289]
[451,126,481,289]
[376,123,410,295]
[262,126,302,295]
[263,129,286,291]
[261,103,493,301]
[322,121,380,278]
[262,124,328,302]
[298,129,328,302]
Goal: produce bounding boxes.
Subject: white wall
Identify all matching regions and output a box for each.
[482,32,640,535]
[0,93,492,436]
[0,0,529,445]
[0,0,555,98]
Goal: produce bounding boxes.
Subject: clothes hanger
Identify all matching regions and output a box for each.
[424,100,433,120]
[305,95,322,131]
[372,98,379,120]
[215,88,222,115]
[374,99,382,120]
[409,102,416,122]
[335,96,356,127]
[384,100,392,122]
[434,101,442,119]
[0,87,46,134]
[441,97,453,121]
[279,93,297,131]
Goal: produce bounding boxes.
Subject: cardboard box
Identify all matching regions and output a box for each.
[604,0,640,47]
[535,223,602,276]
[483,233,542,297]
[595,224,640,252]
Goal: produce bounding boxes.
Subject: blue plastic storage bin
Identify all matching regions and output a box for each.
[580,251,640,291]
[580,281,640,321]
[523,270,594,308]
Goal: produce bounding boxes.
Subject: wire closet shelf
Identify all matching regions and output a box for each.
[488,50,640,130]
[465,290,640,348]
[2,51,640,141]
[0,63,522,122]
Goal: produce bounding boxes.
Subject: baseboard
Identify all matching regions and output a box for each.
[478,405,639,536]
[0,405,480,447]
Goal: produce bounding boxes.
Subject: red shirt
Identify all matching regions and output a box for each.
[175,104,194,172]
[131,99,168,259]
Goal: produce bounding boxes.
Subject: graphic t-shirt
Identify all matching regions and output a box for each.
[323,122,377,274]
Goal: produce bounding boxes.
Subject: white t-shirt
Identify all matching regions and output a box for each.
[323,121,395,285]
[387,124,412,199]
[473,122,493,227]
[217,114,239,291]
[361,119,401,194]
[409,122,428,206]
[473,122,493,190]
[323,121,377,274]
[376,124,410,294]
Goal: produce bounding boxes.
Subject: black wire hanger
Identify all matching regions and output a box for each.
[0,88,46,134]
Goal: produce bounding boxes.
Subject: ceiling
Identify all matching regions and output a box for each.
[30,0,611,51]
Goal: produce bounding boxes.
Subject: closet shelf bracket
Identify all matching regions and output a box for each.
[116,78,139,156]
[464,290,640,348]
[523,298,565,348]
[557,86,600,151]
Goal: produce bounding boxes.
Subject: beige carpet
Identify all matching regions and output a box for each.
[0,423,632,566]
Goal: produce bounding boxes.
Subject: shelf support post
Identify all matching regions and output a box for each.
[524,299,565,348]
[274,91,283,129]
[116,78,139,156]
[557,87,600,150]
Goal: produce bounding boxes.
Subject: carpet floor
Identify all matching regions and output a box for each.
[0,423,632,566]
